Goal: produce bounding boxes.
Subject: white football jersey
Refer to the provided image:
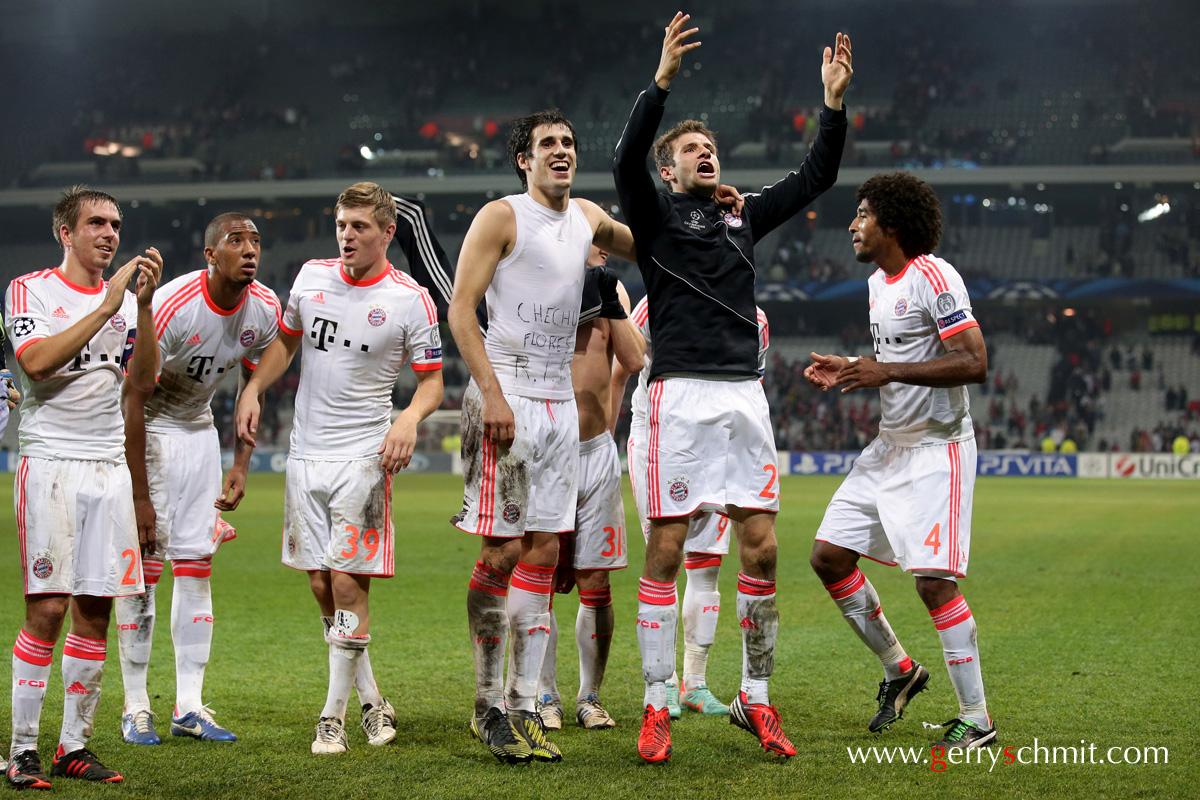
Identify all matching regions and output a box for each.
[5,268,140,463]
[483,193,592,400]
[145,270,282,433]
[868,254,978,447]
[629,296,769,424]
[282,259,441,460]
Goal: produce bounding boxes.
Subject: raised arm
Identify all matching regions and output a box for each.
[576,199,636,263]
[743,33,852,241]
[448,200,516,443]
[613,14,698,232]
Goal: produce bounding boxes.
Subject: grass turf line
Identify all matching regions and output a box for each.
[0,474,1193,799]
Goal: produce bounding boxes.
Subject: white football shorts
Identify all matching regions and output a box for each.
[283,456,394,576]
[629,418,735,556]
[453,383,579,538]
[146,426,231,561]
[572,432,627,570]
[15,456,144,597]
[815,437,977,577]
[642,377,780,519]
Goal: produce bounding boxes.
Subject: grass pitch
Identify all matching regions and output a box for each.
[0,474,1195,799]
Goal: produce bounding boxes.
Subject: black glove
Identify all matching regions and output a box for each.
[595,266,626,320]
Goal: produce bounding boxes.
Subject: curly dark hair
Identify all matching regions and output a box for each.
[507,110,577,189]
[856,172,942,259]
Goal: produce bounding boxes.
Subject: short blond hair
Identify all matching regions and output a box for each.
[336,182,396,230]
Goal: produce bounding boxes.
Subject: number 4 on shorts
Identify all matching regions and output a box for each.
[924,523,941,556]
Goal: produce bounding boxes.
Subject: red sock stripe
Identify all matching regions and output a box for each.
[510,562,555,594]
[579,588,612,608]
[13,630,55,666]
[737,573,776,597]
[930,596,972,631]
[142,559,165,585]
[825,568,866,600]
[172,560,212,579]
[897,655,913,673]
[63,634,106,661]
[468,561,511,596]
[638,578,677,606]
[684,554,722,570]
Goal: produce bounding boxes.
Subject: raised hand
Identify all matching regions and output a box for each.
[656,12,701,90]
[100,257,143,316]
[821,32,853,109]
[135,247,163,307]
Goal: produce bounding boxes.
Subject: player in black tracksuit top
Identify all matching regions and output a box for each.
[613,14,853,764]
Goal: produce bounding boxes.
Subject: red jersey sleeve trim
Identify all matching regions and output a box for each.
[278,321,302,336]
[14,337,45,360]
[241,357,257,371]
[938,319,979,340]
[411,362,442,372]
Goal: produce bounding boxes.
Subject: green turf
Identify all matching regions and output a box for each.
[0,474,1195,798]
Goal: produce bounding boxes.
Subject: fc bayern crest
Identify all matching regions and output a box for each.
[240,328,256,347]
[894,297,908,316]
[287,535,297,556]
[723,212,743,228]
[367,307,387,327]
[669,479,689,503]
[32,557,53,580]
[502,502,521,525]
[109,314,127,332]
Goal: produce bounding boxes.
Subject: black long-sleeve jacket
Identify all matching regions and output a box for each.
[614,82,847,380]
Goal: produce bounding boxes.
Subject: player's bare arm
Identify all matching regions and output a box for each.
[608,281,644,373]
[379,368,444,474]
[17,253,154,381]
[125,246,164,393]
[821,32,853,110]
[655,12,701,91]
[217,365,263,511]
[832,327,988,393]
[236,330,300,446]
[576,199,637,262]
[449,199,516,443]
[120,377,158,556]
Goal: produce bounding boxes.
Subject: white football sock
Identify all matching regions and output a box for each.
[11,630,54,755]
[170,562,213,717]
[737,574,778,706]
[576,588,613,701]
[59,634,106,754]
[637,578,678,710]
[467,561,510,718]
[825,568,911,680]
[931,596,990,727]
[505,563,554,713]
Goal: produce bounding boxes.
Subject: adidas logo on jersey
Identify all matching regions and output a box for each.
[66,681,90,695]
[312,292,325,304]
[188,334,203,345]
[52,307,70,319]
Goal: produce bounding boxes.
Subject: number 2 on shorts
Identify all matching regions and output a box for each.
[759,464,778,500]
[121,549,140,586]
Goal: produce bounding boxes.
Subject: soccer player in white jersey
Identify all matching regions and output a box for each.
[5,185,162,788]
[618,297,770,720]
[535,247,643,732]
[236,182,444,754]
[805,172,995,751]
[449,110,644,765]
[115,212,281,746]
